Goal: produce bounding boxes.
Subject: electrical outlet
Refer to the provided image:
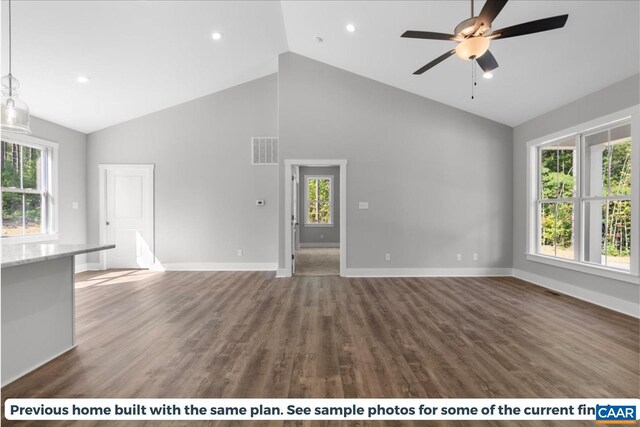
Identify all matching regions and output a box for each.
[72,202,79,209]
[473,253,478,261]
[237,249,243,257]
[320,234,324,240]
[385,253,391,262]
[456,254,462,261]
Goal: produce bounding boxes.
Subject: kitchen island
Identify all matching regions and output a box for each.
[1,243,114,386]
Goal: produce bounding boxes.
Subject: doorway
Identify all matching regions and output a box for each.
[284,159,347,277]
[98,164,155,269]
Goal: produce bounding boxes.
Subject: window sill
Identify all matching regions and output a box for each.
[304,224,334,228]
[525,253,639,285]
[2,233,60,245]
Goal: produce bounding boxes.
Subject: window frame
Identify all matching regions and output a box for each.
[1,133,59,243]
[535,135,580,261]
[526,106,639,284]
[304,175,333,227]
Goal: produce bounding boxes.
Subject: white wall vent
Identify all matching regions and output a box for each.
[251,137,278,165]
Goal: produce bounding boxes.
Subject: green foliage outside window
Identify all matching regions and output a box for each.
[307,178,331,224]
[540,140,631,258]
[540,146,575,250]
[1,141,43,235]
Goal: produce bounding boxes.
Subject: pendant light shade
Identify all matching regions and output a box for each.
[2,0,31,134]
[2,74,31,134]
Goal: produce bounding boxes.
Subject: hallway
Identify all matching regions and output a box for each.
[294,247,340,276]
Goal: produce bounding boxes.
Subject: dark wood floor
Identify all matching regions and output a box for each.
[2,270,638,427]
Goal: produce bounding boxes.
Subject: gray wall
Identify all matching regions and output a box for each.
[25,117,88,265]
[278,52,513,270]
[86,74,278,266]
[29,116,88,247]
[298,166,340,245]
[513,74,640,305]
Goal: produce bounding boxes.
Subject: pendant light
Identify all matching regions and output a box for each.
[1,0,31,134]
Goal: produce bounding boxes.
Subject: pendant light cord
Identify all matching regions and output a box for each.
[8,0,13,95]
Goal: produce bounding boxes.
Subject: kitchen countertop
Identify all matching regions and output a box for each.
[1,243,115,268]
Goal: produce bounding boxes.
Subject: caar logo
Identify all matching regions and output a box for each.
[596,405,637,425]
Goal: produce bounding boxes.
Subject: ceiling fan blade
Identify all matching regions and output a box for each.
[491,14,569,40]
[401,30,456,41]
[413,50,456,75]
[475,0,509,29]
[476,50,498,72]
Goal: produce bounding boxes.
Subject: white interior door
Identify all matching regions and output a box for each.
[102,165,154,269]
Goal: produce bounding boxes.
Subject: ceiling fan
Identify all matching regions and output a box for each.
[401,0,568,76]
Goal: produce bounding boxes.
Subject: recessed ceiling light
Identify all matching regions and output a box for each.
[346,24,356,33]
[77,76,90,83]
[482,72,494,79]
[212,32,222,40]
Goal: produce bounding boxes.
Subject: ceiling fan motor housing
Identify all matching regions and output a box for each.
[454,17,480,36]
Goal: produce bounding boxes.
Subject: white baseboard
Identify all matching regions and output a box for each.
[513,269,639,318]
[344,268,513,277]
[276,268,289,278]
[161,262,278,272]
[74,263,102,273]
[299,243,340,248]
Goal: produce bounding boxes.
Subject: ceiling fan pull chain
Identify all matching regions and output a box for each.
[471,59,478,99]
[471,60,475,100]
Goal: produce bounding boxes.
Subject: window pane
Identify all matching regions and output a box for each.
[540,139,575,199]
[318,179,330,202]
[540,146,558,199]
[25,194,42,234]
[606,200,631,270]
[583,200,631,270]
[1,141,21,188]
[307,179,317,202]
[584,124,632,197]
[22,146,41,190]
[539,202,574,259]
[539,202,556,256]
[318,202,330,224]
[2,192,23,235]
[555,202,574,259]
[606,139,631,196]
[308,202,318,224]
[557,140,576,198]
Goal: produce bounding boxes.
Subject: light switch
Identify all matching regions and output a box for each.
[358,202,369,210]
[72,202,79,210]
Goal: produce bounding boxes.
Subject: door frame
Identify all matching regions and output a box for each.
[284,159,347,277]
[98,164,155,270]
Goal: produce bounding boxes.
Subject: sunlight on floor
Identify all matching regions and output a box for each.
[75,270,161,289]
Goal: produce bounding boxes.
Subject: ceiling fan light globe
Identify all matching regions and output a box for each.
[455,36,490,60]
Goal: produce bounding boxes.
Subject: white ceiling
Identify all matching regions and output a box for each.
[281,0,640,126]
[2,1,638,133]
[1,1,289,133]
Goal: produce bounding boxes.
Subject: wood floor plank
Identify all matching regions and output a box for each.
[2,271,638,427]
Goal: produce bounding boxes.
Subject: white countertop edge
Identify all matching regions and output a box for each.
[1,244,116,268]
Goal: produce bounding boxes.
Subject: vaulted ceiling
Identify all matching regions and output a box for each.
[2,1,638,133]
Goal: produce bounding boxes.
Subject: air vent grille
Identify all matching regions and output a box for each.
[252,137,278,165]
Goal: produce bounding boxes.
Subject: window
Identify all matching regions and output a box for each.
[1,136,57,238]
[531,119,633,273]
[305,176,332,226]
